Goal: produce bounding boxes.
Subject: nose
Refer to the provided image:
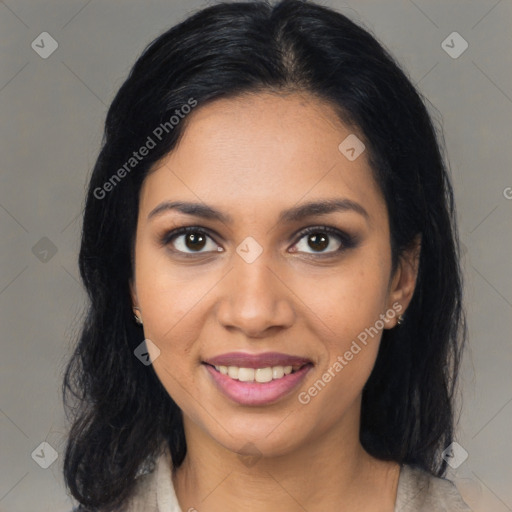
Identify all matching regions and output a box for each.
[215,252,295,338]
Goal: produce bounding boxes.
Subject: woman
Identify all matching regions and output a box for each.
[63,1,472,510]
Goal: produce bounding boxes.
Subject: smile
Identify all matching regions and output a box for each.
[202,362,313,406]
[207,363,305,382]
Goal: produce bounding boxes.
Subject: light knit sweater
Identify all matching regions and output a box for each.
[112,445,473,512]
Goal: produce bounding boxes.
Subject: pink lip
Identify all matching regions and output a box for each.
[203,363,313,406]
[203,351,312,369]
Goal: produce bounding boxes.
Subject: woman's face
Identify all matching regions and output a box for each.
[131,92,417,458]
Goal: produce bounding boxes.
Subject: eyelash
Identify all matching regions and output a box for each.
[159,225,357,257]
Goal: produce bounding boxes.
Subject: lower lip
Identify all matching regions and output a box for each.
[203,363,313,406]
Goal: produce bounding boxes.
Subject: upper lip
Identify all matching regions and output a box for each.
[203,352,313,369]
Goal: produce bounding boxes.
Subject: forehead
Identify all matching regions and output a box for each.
[139,92,386,223]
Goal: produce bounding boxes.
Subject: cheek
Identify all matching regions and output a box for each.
[294,258,390,400]
[132,249,202,398]
[137,268,207,412]
[300,259,390,345]
[134,242,209,343]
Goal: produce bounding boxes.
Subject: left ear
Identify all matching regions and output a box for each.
[386,234,421,326]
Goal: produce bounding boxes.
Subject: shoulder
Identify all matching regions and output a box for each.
[69,452,163,512]
[124,443,181,512]
[395,464,473,512]
[68,443,182,512]
[123,467,160,511]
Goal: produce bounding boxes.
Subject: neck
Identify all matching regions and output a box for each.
[171,401,400,512]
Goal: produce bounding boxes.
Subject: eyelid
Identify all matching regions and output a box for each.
[159,226,221,251]
[291,225,356,254]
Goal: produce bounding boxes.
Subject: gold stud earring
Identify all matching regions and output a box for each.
[133,308,143,326]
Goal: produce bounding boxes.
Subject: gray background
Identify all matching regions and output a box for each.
[0,1,511,510]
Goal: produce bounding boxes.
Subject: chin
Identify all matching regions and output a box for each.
[207,419,306,459]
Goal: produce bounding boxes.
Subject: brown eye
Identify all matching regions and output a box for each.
[306,233,330,252]
[162,227,221,254]
[292,228,344,254]
[184,232,207,251]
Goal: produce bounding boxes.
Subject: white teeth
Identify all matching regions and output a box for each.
[238,368,255,382]
[255,367,273,383]
[272,366,284,379]
[212,364,300,382]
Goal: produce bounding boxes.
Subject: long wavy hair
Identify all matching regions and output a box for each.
[63,0,466,509]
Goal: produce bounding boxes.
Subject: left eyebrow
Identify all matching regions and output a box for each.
[147,198,369,224]
[277,198,369,224]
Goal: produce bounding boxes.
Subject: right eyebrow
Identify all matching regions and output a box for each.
[148,201,233,223]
